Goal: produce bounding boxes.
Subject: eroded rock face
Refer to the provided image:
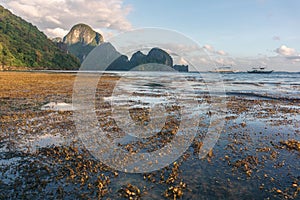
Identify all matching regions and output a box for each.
[62,24,104,62]
[63,23,103,45]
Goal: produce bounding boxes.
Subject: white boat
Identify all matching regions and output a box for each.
[210,66,238,73]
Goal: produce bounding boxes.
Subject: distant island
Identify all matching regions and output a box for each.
[104,45,188,72]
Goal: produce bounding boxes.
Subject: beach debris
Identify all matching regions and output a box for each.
[240,122,247,127]
[233,155,259,177]
[192,140,203,154]
[166,162,180,184]
[118,183,141,200]
[279,139,300,151]
[163,181,186,200]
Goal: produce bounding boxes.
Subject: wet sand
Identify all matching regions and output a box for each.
[0,72,299,199]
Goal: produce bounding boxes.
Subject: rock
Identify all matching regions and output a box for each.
[81,41,188,72]
[173,64,188,72]
[62,23,104,62]
[128,48,174,69]
[81,42,122,70]
[52,37,63,43]
[63,23,103,45]
[147,48,173,67]
[130,51,147,67]
[107,55,131,71]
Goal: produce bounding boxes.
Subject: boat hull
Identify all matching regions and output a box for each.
[247,70,273,74]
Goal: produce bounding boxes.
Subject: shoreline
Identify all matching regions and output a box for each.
[1,69,300,74]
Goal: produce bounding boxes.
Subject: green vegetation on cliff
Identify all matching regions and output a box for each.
[0,5,80,70]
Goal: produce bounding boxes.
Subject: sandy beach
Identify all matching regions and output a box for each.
[0,71,299,199]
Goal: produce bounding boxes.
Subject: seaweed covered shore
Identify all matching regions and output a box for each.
[0,72,299,199]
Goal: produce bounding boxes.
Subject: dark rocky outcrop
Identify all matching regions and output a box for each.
[173,64,188,72]
[128,48,173,68]
[147,48,173,67]
[107,55,131,71]
[87,43,188,72]
[130,51,147,67]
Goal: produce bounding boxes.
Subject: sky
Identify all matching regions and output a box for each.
[0,0,300,71]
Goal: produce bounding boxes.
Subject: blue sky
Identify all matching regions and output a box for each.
[1,0,299,71]
[124,0,300,57]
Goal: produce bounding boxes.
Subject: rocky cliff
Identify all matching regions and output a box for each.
[62,24,104,62]
[63,23,103,45]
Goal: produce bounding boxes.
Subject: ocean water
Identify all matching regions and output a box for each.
[215,72,300,100]
[100,71,300,110]
[47,70,300,101]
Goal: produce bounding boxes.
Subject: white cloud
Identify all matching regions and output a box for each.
[94,29,115,40]
[45,16,62,25]
[286,55,300,63]
[1,0,133,38]
[178,57,188,65]
[216,50,227,56]
[203,44,214,52]
[272,45,300,68]
[45,28,69,39]
[6,1,41,18]
[275,45,296,56]
[214,57,235,66]
[203,44,228,56]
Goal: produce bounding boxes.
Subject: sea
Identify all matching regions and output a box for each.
[50,70,300,99]
[96,70,300,101]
